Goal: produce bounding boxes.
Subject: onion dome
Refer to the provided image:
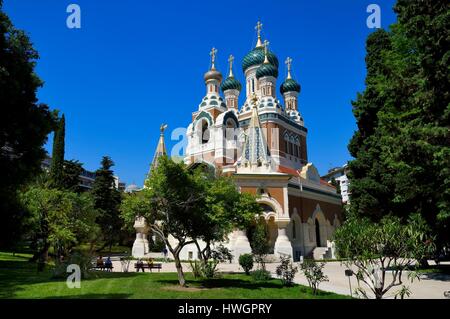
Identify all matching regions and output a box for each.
[280,57,301,94]
[255,40,278,79]
[204,69,222,82]
[242,47,279,73]
[221,76,241,91]
[204,47,222,82]
[256,63,278,79]
[221,54,242,92]
[280,78,301,94]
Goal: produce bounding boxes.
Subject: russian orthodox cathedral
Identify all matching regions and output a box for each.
[133,21,342,261]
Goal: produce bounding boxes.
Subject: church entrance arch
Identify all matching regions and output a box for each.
[315,219,321,248]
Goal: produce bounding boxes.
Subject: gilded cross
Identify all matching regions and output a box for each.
[228,54,234,77]
[285,57,292,79]
[263,40,270,63]
[255,20,263,38]
[210,47,217,69]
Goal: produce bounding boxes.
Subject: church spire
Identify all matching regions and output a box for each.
[149,124,167,175]
[240,94,270,168]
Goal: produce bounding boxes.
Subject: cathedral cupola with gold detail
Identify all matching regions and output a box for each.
[199,47,227,110]
[256,40,278,98]
[221,54,241,110]
[242,21,279,102]
[281,57,303,125]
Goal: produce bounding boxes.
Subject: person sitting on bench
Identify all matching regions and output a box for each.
[96,256,104,268]
[136,258,145,272]
[104,256,113,271]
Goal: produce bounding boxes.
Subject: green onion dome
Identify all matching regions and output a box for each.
[242,47,279,73]
[256,62,278,79]
[280,78,301,94]
[221,76,242,92]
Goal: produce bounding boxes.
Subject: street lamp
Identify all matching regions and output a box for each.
[345,269,354,298]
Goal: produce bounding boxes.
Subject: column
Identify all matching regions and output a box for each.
[274,220,293,259]
[232,229,252,262]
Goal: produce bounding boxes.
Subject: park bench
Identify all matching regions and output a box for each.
[92,265,114,271]
[134,262,162,272]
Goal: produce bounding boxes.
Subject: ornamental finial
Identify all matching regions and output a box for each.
[160,123,168,135]
[210,47,217,70]
[285,57,293,79]
[228,54,234,77]
[263,40,270,64]
[255,20,263,47]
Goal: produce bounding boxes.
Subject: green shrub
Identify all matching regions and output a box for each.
[239,253,254,275]
[276,255,298,286]
[251,269,271,281]
[189,260,203,278]
[202,260,219,279]
[300,259,328,295]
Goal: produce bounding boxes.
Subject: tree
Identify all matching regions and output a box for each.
[21,186,99,270]
[300,259,329,295]
[334,213,435,299]
[348,0,450,251]
[61,160,83,192]
[330,177,341,195]
[0,1,55,247]
[121,156,208,286]
[91,156,122,249]
[194,174,261,266]
[276,255,298,286]
[249,221,271,271]
[239,253,254,275]
[49,114,65,189]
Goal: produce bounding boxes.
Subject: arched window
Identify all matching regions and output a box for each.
[201,120,210,144]
[251,78,255,92]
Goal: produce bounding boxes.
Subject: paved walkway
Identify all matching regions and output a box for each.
[107,259,450,299]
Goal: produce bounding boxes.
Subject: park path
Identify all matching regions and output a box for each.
[108,258,450,299]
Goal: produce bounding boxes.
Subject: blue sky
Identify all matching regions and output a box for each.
[4,0,397,186]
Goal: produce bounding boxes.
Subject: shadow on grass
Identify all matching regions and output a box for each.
[157,277,288,290]
[42,293,133,299]
[0,259,142,298]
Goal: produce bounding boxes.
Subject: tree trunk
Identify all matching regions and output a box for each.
[37,242,50,272]
[174,252,186,286]
[374,288,383,299]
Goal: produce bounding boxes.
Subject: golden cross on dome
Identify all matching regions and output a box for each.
[285,57,293,79]
[210,47,217,70]
[263,40,270,63]
[228,54,234,77]
[255,20,263,47]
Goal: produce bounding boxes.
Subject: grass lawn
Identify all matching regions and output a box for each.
[0,251,348,299]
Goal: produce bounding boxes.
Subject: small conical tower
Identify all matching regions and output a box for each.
[221,54,242,110]
[238,95,271,172]
[147,124,167,179]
